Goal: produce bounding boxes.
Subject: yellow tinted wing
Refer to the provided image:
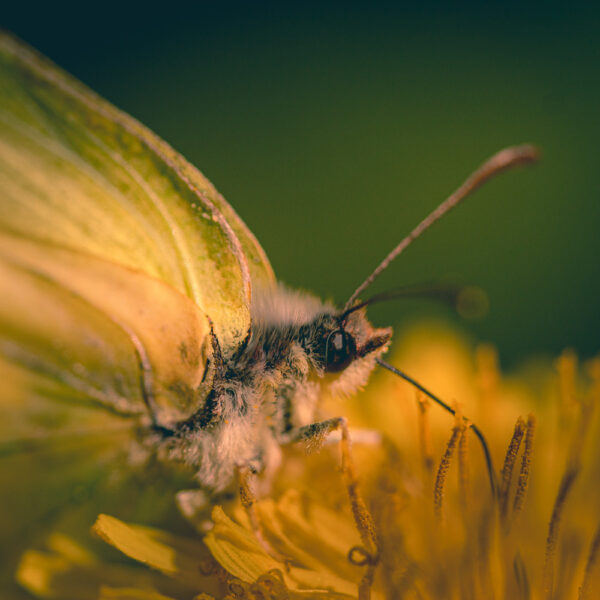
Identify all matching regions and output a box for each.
[0,32,276,594]
[0,31,274,360]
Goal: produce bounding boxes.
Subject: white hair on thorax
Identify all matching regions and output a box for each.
[251,283,335,327]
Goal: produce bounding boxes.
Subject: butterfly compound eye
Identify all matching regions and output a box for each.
[324,329,356,373]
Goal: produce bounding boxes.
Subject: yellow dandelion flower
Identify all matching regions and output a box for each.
[11,323,600,600]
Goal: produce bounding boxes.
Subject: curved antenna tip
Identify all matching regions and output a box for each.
[344,144,540,310]
[490,144,540,167]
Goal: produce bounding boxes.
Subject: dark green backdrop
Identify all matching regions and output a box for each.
[5,3,599,367]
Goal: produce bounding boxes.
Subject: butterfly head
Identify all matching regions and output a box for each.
[302,307,392,377]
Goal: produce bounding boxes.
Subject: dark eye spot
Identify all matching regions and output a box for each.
[325,329,356,373]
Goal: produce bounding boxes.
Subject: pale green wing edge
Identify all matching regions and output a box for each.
[0,31,275,358]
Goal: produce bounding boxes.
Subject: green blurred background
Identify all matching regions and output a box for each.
[4,2,599,367]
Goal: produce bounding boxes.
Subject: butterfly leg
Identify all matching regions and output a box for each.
[236,464,289,564]
[282,417,379,598]
[320,427,381,447]
[282,417,379,554]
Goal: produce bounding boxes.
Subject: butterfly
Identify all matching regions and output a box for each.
[0,31,538,594]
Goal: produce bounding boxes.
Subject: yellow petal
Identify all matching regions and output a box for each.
[92,514,216,591]
[205,506,376,599]
[99,587,176,600]
[204,506,281,582]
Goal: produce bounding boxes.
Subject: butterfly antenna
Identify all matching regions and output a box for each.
[377,358,498,496]
[344,145,539,311]
[340,282,464,320]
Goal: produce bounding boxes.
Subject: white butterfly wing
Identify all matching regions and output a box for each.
[0,31,275,423]
[0,31,275,593]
